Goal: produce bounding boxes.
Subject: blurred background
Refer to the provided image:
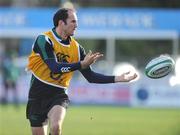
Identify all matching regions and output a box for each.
[0,0,180,135]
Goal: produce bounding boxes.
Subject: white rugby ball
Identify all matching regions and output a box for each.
[145,55,175,79]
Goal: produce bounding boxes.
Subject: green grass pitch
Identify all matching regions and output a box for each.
[0,105,180,135]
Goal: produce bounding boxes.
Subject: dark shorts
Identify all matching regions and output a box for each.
[26,76,70,127]
[26,94,69,127]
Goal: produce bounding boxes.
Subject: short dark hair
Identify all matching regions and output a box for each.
[53,8,69,27]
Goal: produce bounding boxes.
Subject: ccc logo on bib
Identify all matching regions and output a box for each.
[50,52,70,80]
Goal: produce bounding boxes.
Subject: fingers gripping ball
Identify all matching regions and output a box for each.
[145,55,175,79]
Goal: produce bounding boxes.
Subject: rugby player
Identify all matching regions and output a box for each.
[26,8,137,135]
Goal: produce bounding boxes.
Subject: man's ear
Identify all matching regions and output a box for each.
[58,20,64,26]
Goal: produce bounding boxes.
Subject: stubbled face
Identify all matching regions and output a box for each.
[62,10,78,36]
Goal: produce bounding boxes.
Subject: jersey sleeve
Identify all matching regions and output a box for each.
[80,67,115,83]
[33,35,54,60]
[79,44,86,61]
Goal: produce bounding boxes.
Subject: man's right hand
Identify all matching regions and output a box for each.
[80,50,103,69]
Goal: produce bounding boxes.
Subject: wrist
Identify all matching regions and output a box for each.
[114,76,123,83]
[114,76,117,83]
[80,61,86,69]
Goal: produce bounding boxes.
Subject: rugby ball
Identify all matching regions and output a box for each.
[145,55,175,79]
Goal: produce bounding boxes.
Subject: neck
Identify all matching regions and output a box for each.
[55,27,68,40]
